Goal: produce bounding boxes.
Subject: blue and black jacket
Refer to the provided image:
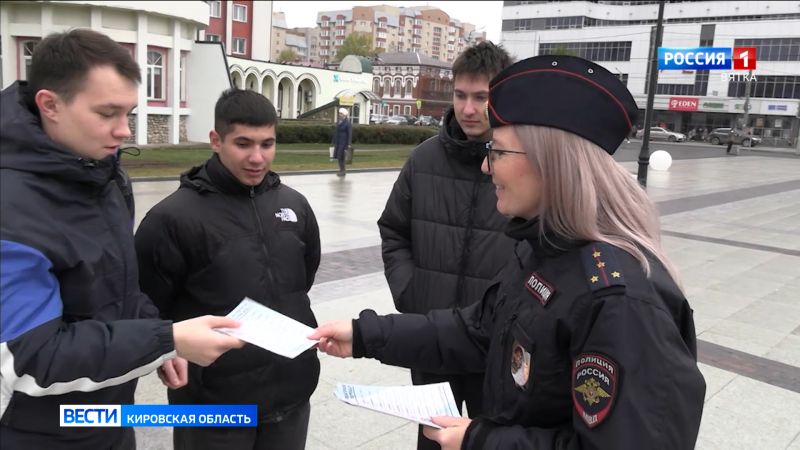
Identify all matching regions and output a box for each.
[0,82,175,448]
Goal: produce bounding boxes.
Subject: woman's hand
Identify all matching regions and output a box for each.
[308,320,354,358]
[173,316,244,367]
[422,416,472,450]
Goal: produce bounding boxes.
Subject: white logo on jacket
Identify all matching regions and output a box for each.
[275,208,298,222]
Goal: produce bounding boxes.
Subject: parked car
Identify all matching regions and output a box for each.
[707,128,761,147]
[385,115,408,125]
[635,127,686,142]
[415,115,439,127]
[369,114,388,124]
[401,115,417,125]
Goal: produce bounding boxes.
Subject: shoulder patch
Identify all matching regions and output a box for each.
[581,242,625,293]
[572,352,619,428]
[524,271,556,306]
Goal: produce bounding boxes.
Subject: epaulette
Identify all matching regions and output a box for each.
[581,242,626,293]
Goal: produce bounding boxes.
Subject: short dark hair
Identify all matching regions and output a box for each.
[452,41,514,82]
[214,89,278,139]
[28,29,141,103]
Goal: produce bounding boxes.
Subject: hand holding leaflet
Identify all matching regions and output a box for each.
[334,382,460,428]
[216,297,319,359]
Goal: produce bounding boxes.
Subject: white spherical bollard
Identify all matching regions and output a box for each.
[649,150,673,171]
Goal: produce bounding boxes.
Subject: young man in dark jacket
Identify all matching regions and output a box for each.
[377,41,515,450]
[0,29,243,450]
[135,89,321,450]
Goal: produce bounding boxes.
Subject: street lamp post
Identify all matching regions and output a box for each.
[637,0,665,188]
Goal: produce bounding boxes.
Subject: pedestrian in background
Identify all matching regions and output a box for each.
[333,107,352,177]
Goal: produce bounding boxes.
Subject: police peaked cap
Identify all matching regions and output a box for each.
[487,55,638,155]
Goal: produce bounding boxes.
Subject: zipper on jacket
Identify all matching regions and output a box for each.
[454,178,482,307]
[96,187,128,308]
[250,187,281,304]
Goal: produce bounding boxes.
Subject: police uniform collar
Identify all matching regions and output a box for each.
[505,217,586,256]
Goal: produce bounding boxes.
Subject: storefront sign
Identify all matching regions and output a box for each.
[668,97,698,111]
[701,101,725,109]
[768,104,788,111]
[338,95,355,106]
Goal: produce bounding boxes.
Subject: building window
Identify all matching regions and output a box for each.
[404,105,412,115]
[209,1,221,18]
[734,38,800,62]
[405,79,412,97]
[232,38,246,54]
[728,75,799,99]
[179,53,187,102]
[146,50,165,100]
[206,34,221,42]
[19,40,39,80]
[539,41,632,62]
[233,4,247,22]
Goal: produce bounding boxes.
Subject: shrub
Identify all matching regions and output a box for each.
[276,123,437,144]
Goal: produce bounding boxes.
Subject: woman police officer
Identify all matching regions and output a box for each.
[309,55,705,450]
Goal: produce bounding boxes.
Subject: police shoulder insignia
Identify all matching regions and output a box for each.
[581,242,625,293]
[572,352,619,428]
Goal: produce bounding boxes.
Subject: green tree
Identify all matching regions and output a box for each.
[335,33,374,61]
[278,48,298,63]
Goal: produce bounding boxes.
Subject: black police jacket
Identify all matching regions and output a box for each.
[135,154,321,420]
[0,82,174,449]
[378,107,514,314]
[353,218,705,449]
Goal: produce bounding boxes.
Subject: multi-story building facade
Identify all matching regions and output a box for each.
[371,52,454,119]
[316,5,485,65]
[500,1,800,146]
[203,1,375,122]
[0,0,225,145]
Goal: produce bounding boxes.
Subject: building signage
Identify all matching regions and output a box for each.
[768,104,788,111]
[668,97,698,111]
[701,101,725,109]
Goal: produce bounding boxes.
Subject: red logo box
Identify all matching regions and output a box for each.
[732,47,757,70]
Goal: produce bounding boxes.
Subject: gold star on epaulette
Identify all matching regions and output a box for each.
[590,275,599,283]
[592,251,601,258]
[596,261,605,268]
[611,271,621,278]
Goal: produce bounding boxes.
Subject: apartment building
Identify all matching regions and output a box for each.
[316,5,485,65]
[500,1,800,145]
[372,52,454,119]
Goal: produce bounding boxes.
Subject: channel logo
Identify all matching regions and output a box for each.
[658,47,756,71]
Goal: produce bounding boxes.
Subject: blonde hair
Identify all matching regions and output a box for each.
[513,125,681,287]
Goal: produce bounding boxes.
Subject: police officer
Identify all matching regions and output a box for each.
[310,55,706,450]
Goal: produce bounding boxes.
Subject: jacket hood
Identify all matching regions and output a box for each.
[438,107,490,165]
[0,82,117,186]
[180,153,281,195]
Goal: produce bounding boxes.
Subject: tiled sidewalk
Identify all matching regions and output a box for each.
[133,152,800,449]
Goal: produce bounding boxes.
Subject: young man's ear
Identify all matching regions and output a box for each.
[35,89,62,123]
[209,130,221,153]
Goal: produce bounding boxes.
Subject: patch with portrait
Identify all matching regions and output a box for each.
[572,352,619,428]
[510,339,532,390]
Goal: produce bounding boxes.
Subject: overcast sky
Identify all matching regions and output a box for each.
[273,1,504,43]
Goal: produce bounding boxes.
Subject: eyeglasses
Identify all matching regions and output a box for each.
[485,141,527,172]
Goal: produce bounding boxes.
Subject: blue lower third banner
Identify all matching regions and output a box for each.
[60,404,258,427]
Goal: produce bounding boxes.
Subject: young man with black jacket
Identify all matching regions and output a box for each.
[377,41,515,450]
[135,89,321,450]
[0,29,243,450]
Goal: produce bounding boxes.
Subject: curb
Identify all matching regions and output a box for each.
[131,166,403,183]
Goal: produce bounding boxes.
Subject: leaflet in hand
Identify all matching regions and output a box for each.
[334,382,460,429]
[216,297,318,359]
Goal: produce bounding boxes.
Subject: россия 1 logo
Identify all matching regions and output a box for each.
[658,47,757,81]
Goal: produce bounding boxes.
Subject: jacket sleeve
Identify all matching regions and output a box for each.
[303,201,321,292]
[463,294,706,450]
[134,210,188,319]
[377,157,416,312]
[0,240,175,418]
[352,284,500,374]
